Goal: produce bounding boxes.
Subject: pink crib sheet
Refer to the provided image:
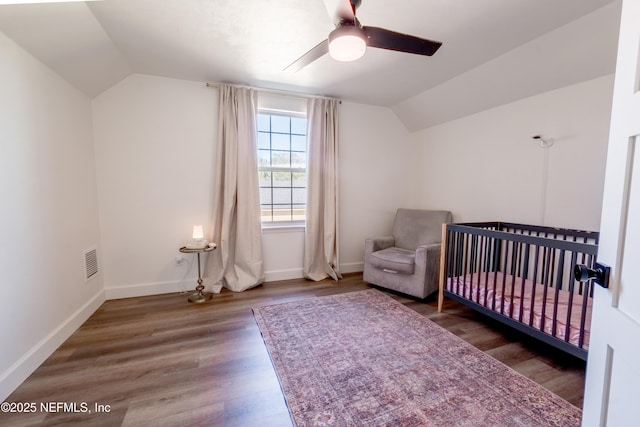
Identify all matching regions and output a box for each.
[446,272,591,347]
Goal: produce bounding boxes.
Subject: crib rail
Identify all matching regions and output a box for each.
[438,222,599,360]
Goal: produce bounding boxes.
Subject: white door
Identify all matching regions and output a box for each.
[582,1,640,426]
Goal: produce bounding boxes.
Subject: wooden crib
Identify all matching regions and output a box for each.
[437,222,599,360]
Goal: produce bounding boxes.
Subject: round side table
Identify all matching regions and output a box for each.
[179,244,216,303]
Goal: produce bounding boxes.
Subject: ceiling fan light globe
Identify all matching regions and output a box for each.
[328,27,366,62]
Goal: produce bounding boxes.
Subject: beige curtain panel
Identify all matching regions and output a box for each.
[304,97,341,281]
[205,84,265,292]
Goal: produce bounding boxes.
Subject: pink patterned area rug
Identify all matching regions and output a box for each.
[253,289,581,427]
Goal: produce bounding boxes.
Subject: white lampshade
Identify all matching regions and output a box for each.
[192,225,204,241]
[328,26,366,62]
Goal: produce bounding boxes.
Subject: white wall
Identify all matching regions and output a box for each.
[92,74,217,298]
[0,33,104,401]
[409,75,614,231]
[339,101,413,272]
[262,226,306,281]
[92,76,414,289]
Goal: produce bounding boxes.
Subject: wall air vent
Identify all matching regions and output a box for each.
[84,247,98,281]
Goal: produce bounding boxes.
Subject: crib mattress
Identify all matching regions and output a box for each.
[446,272,591,348]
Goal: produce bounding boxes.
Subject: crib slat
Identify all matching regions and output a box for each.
[565,251,578,343]
[491,236,501,311]
[551,249,565,339]
[455,231,463,295]
[578,260,594,348]
[453,231,462,295]
[473,234,481,303]
[499,241,510,316]
[508,241,519,319]
[529,244,541,328]
[539,247,551,333]
[477,234,486,306]
[463,233,470,300]
[517,243,531,323]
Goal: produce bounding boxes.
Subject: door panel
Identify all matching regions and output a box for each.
[582,1,640,425]
[607,345,640,425]
[618,136,639,320]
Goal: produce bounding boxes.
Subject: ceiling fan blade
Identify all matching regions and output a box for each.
[322,0,356,25]
[363,26,442,56]
[284,39,329,72]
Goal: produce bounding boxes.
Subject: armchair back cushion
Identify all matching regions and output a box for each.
[393,209,452,250]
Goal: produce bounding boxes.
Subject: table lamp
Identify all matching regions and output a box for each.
[186,225,208,249]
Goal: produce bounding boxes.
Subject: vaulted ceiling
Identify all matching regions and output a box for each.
[0,0,621,130]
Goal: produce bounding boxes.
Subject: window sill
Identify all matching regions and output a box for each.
[262,223,306,234]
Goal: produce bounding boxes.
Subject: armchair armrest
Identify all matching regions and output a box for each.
[415,243,443,291]
[415,243,441,263]
[364,236,395,257]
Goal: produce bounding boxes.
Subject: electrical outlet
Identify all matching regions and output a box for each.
[175,255,185,266]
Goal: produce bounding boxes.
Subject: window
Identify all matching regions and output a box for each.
[257,111,307,224]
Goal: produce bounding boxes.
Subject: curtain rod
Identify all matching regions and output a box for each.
[205,82,342,104]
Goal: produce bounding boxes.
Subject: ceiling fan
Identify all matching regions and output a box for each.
[285,0,442,72]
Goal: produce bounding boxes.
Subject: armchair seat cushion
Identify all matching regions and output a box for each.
[369,247,415,275]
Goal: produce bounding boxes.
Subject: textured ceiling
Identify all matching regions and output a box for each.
[0,0,621,128]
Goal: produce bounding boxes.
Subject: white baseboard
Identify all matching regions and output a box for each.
[105,264,365,300]
[340,261,364,274]
[105,280,192,300]
[263,262,363,283]
[0,290,105,402]
[264,268,304,282]
[107,274,306,296]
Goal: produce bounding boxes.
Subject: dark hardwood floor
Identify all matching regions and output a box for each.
[1,273,586,426]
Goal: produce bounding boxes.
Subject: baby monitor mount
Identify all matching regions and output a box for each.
[531,134,553,148]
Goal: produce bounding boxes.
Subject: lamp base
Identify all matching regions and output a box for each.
[186,240,209,250]
[188,291,213,303]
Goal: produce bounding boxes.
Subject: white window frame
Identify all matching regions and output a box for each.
[257,108,307,229]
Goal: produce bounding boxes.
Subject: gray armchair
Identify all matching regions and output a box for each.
[364,209,452,299]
